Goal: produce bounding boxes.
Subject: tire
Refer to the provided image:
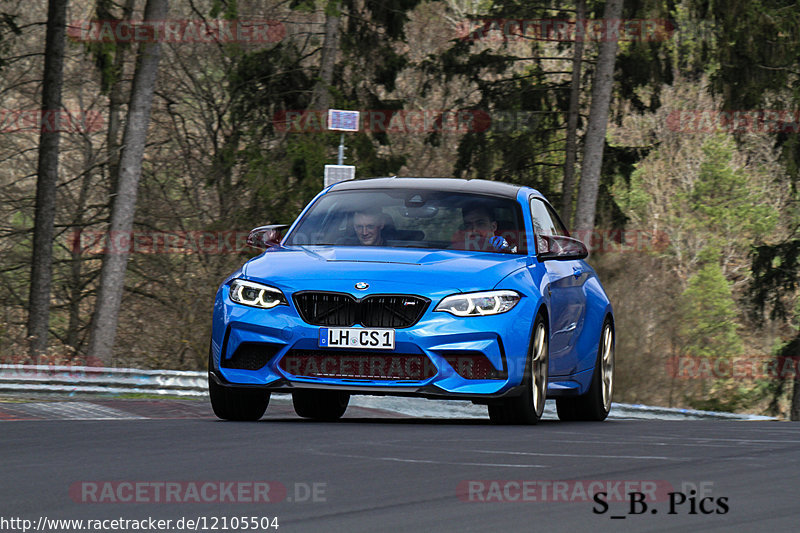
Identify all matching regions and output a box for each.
[556,318,614,422]
[488,315,548,425]
[292,390,350,421]
[208,351,270,421]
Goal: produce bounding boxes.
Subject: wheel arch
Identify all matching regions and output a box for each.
[534,301,550,335]
[603,311,615,335]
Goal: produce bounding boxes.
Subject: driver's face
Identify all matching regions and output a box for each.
[354,213,384,245]
[462,210,497,236]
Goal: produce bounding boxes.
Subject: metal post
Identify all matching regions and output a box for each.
[338,133,345,165]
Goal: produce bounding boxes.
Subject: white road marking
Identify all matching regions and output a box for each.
[340,441,678,461]
[307,449,545,468]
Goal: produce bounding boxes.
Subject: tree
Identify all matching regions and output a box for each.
[0,11,21,72]
[609,81,789,412]
[86,0,168,365]
[678,250,746,412]
[750,240,800,420]
[573,0,623,232]
[560,0,585,226]
[423,1,585,196]
[91,0,137,194]
[697,1,800,418]
[309,1,341,112]
[27,0,68,360]
[680,255,742,359]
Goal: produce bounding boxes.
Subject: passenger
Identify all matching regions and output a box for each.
[353,207,386,246]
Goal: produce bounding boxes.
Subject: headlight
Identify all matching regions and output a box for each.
[229,279,287,309]
[434,290,521,317]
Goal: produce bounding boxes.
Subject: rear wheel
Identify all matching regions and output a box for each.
[292,390,350,421]
[556,319,614,421]
[488,315,548,425]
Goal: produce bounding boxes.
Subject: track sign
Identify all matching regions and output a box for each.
[327,109,360,132]
[324,165,355,187]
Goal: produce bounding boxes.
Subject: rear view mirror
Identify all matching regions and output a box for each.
[537,234,588,261]
[402,206,439,219]
[247,224,289,249]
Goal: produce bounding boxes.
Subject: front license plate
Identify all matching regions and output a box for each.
[319,327,395,350]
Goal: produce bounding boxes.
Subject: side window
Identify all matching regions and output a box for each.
[530,198,567,253]
[544,203,568,236]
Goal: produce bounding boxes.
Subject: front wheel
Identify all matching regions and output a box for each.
[208,351,270,421]
[488,315,548,425]
[209,377,270,421]
[556,319,614,421]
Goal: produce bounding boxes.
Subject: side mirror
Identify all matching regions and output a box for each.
[537,234,588,261]
[247,224,289,249]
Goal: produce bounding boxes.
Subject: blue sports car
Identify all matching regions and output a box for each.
[209,177,614,424]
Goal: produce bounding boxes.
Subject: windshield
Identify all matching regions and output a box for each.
[284,189,527,254]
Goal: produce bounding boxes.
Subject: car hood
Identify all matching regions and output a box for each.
[242,246,527,294]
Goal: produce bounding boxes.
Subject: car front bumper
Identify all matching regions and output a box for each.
[210,283,539,399]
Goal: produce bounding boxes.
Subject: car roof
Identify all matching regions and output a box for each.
[328,177,525,199]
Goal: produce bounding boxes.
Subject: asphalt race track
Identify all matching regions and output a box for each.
[0,397,798,532]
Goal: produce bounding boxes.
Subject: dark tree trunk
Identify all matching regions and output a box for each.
[86,0,168,365]
[573,0,624,233]
[66,143,94,353]
[560,0,585,228]
[310,2,340,111]
[105,0,136,196]
[27,0,68,361]
[787,334,800,421]
[64,0,136,355]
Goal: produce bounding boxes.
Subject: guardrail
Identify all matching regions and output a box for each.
[0,364,208,397]
[0,365,780,421]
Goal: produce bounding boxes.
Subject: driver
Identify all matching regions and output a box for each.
[453,204,511,252]
[462,205,497,237]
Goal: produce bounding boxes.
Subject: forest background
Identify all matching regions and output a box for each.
[1,0,798,419]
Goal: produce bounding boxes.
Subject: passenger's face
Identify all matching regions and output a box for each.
[462,210,497,237]
[354,213,384,245]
